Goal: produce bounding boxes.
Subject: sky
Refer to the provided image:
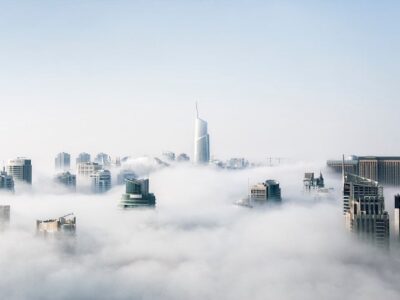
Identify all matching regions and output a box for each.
[1,0,400,164]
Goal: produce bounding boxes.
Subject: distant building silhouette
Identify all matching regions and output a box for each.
[303,172,324,191]
[55,152,70,170]
[76,152,91,165]
[94,153,111,166]
[90,169,111,193]
[55,172,76,190]
[0,168,14,192]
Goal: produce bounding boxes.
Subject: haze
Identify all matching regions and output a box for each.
[1,0,400,163]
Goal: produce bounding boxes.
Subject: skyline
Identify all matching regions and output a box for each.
[1,0,400,162]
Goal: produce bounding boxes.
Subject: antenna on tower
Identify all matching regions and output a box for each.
[196,102,199,118]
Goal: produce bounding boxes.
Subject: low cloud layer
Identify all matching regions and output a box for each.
[1,162,400,300]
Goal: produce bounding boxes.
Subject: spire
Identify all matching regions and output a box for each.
[196,102,199,119]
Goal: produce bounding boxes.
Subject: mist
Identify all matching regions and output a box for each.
[1,161,400,300]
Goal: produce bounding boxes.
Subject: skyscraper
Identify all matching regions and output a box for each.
[7,158,32,184]
[76,152,91,165]
[90,169,111,193]
[250,180,282,203]
[94,153,111,166]
[343,172,389,247]
[0,168,14,192]
[55,152,71,170]
[55,171,76,190]
[395,194,400,240]
[194,104,210,164]
[120,178,156,208]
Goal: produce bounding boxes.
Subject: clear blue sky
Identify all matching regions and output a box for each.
[0,0,399,163]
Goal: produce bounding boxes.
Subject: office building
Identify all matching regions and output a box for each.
[327,155,359,174]
[328,155,400,186]
[55,152,70,170]
[77,162,102,177]
[90,169,111,193]
[7,158,32,184]
[250,180,282,203]
[76,152,91,164]
[0,205,10,229]
[36,213,76,235]
[94,153,111,166]
[194,105,210,164]
[395,194,400,240]
[303,172,324,191]
[55,172,76,189]
[343,173,389,247]
[0,168,14,192]
[120,178,156,208]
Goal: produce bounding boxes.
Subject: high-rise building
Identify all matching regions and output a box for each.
[7,158,32,184]
[77,162,102,177]
[36,213,76,235]
[120,178,156,208]
[194,105,210,164]
[55,172,76,189]
[250,180,282,203]
[328,155,400,186]
[94,153,111,166]
[55,152,71,170]
[343,173,389,247]
[303,172,324,191]
[76,152,91,165]
[0,168,14,192]
[327,156,359,174]
[90,169,111,193]
[395,194,400,240]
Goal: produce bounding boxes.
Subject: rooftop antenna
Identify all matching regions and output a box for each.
[196,102,199,119]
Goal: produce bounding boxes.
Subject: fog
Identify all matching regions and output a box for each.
[1,161,400,300]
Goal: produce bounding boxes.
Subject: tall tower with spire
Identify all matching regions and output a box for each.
[194,103,210,164]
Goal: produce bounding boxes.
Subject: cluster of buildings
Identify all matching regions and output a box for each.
[36,213,76,236]
[238,179,282,207]
[327,155,400,186]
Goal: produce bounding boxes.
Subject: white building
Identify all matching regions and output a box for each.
[77,162,102,177]
[194,106,210,164]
